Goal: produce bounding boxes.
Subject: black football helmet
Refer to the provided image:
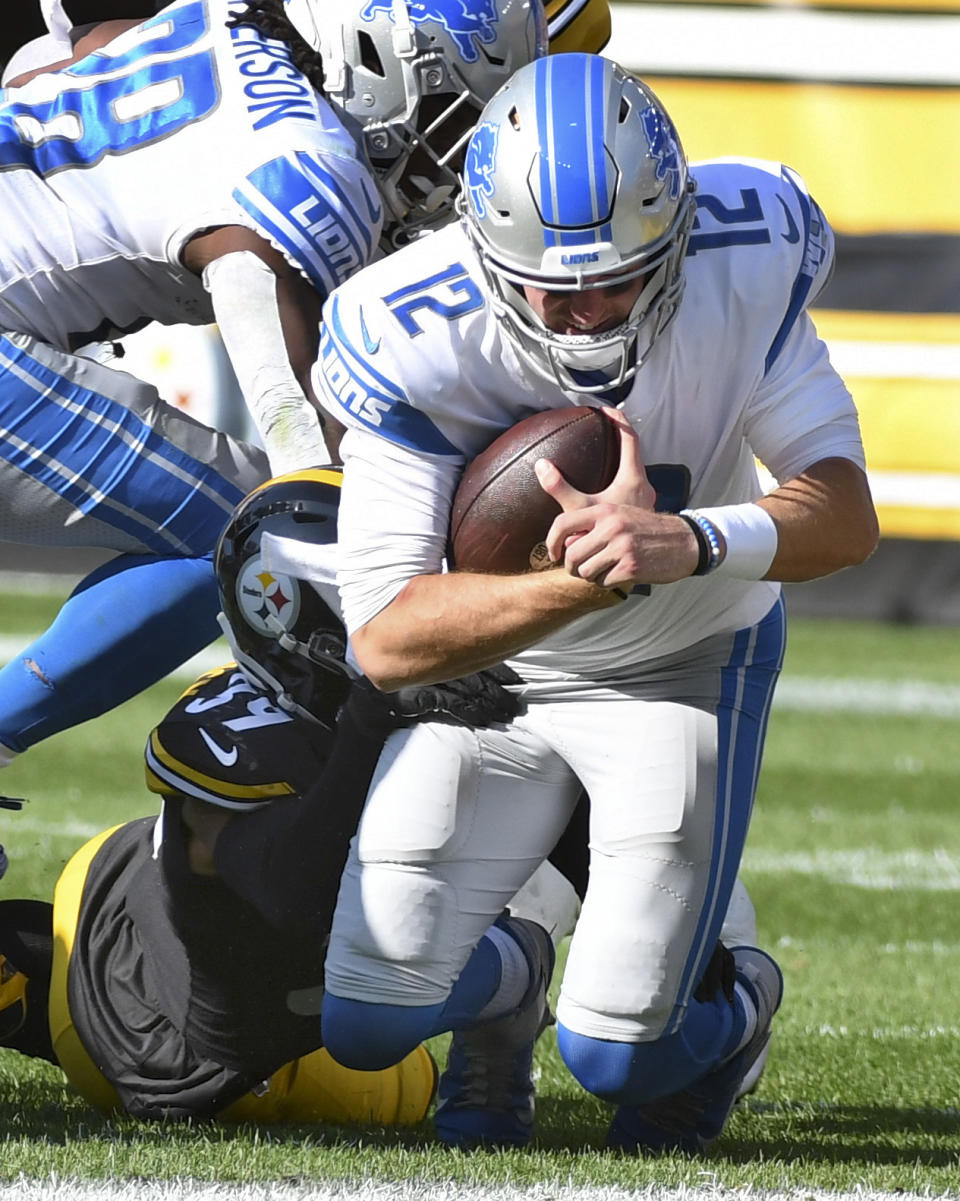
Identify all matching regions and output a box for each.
[214,469,354,730]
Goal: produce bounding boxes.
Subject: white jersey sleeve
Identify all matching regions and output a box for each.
[703,160,865,483]
[746,313,866,483]
[312,222,536,463]
[335,427,460,634]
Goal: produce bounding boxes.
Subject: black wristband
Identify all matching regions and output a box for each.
[678,511,721,576]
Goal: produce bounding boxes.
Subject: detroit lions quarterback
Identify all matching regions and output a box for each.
[308,54,880,1152]
[0,0,545,789]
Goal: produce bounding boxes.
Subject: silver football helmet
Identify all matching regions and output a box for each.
[460,53,697,393]
[285,0,548,247]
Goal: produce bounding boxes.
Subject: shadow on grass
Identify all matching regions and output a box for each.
[2,1076,957,1168]
[0,1083,443,1153]
[707,1099,960,1169]
[536,1095,960,1167]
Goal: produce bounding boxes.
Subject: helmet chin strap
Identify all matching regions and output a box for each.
[261,613,356,681]
[216,612,304,721]
[216,611,355,729]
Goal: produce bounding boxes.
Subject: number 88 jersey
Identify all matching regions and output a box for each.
[0,0,382,351]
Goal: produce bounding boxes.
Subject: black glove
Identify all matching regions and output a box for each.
[390,663,525,728]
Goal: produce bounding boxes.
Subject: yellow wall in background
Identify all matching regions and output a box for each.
[647,79,960,235]
[813,312,960,539]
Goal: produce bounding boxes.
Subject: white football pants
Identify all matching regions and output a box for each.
[325,600,784,1043]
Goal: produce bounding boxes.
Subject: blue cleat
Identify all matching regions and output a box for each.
[607,946,783,1155]
[435,915,555,1149]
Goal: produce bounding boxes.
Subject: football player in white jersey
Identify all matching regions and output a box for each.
[0,0,545,788]
[307,54,880,1152]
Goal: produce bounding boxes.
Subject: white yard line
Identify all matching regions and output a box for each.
[773,677,960,719]
[744,848,960,891]
[2,1184,957,1201]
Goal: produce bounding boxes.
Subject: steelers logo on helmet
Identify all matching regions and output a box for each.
[215,470,351,729]
[236,555,303,641]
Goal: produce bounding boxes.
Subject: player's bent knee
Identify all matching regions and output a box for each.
[320,994,444,1072]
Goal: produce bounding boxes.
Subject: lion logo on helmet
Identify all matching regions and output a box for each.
[640,104,682,202]
[361,0,500,64]
[464,121,498,218]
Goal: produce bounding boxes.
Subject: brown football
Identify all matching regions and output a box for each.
[449,406,621,574]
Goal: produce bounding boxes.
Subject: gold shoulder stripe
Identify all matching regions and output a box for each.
[146,731,296,800]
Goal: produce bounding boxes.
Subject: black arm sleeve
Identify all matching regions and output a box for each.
[211,695,389,936]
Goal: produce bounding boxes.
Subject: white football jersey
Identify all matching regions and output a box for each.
[0,0,382,350]
[314,158,867,680]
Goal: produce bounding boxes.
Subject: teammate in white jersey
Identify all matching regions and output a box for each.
[0,0,545,786]
[306,54,880,1152]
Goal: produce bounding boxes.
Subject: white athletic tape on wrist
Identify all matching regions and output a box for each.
[690,503,779,580]
[203,251,328,475]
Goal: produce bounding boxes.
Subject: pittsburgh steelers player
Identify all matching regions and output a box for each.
[0,469,534,1123]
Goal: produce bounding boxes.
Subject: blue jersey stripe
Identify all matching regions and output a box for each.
[0,339,245,554]
[765,173,815,373]
[1,342,245,512]
[235,154,374,299]
[327,296,407,402]
[320,307,461,457]
[295,152,378,261]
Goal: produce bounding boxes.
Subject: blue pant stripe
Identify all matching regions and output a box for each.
[1,337,245,508]
[0,338,246,553]
[668,600,785,1028]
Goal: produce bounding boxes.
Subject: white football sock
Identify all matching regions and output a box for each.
[729,981,759,1059]
[472,924,531,1023]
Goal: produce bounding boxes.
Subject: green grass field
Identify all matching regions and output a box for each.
[1,588,958,1194]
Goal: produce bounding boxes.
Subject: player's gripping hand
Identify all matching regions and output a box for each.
[348,667,524,731]
[536,409,700,589]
